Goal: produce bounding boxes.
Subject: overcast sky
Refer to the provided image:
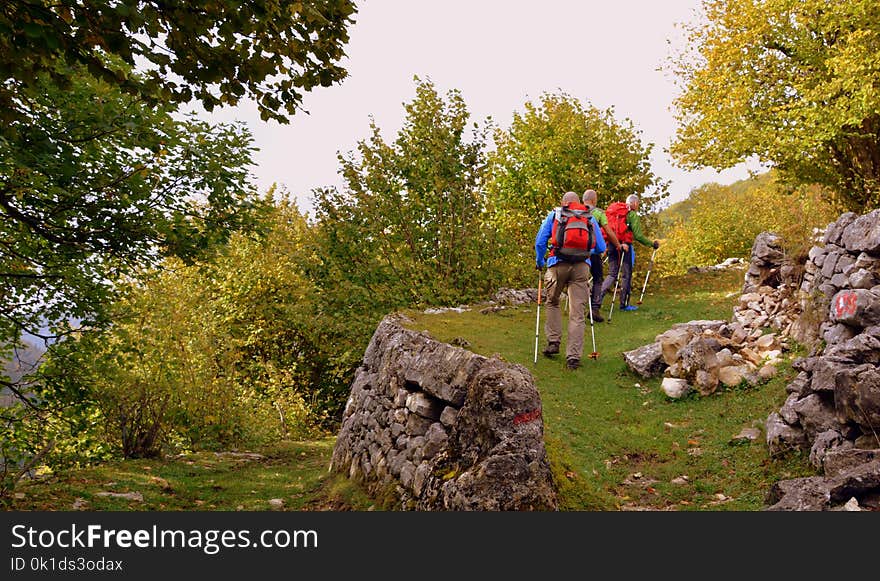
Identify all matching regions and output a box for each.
[200,0,763,212]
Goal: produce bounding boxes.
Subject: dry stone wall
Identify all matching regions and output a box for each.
[331,314,557,511]
[764,210,880,511]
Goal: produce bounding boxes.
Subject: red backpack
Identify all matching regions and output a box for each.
[550,202,596,262]
[604,201,633,244]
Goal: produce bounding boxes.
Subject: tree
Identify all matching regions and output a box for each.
[30,196,340,460]
[656,172,837,277]
[0,64,264,348]
[487,92,667,280]
[670,0,880,209]
[0,0,357,127]
[313,77,500,306]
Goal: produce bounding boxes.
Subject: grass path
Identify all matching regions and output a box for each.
[8,269,815,511]
[406,268,816,510]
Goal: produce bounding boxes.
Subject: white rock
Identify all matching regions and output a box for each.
[268,498,285,510]
[844,497,862,511]
[661,377,692,399]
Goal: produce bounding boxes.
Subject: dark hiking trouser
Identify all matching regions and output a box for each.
[544,261,590,361]
[600,245,634,308]
[589,252,603,312]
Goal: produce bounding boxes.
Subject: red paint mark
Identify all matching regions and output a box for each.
[513,408,542,425]
[834,291,858,319]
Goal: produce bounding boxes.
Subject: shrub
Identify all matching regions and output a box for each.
[656,174,837,277]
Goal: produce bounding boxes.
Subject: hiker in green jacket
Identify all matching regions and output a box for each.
[582,189,620,322]
[599,194,659,311]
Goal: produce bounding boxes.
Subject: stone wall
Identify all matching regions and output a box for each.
[764,210,880,510]
[330,314,557,511]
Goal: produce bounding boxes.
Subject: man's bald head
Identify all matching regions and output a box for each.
[561,191,580,205]
[582,189,598,207]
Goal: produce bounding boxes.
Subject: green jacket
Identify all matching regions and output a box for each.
[627,210,653,247]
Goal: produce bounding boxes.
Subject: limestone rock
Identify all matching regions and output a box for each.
[718,365,746,387]
[823,212,857,246]
[849,268,878,290]
[809,429,847,469]
[766,459,880,511]
[622,342,667,378]
[758,364,778,381]
[824,448,880,477]
[731,427,761,443]
[841,208,880,255]
[656,327,693,366]
[833,364,880,435]
[791,393,841,439]
[829,289,880,328]
[766,412,808,455]
[661,377,691,399]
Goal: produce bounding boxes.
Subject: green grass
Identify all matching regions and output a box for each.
[8,439,375,511]
[7,268,816,511]
[403,268,817,510]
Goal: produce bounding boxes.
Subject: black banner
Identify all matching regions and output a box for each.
[0,510,872,578]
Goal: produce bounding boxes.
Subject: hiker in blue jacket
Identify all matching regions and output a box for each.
[535,191,606,370]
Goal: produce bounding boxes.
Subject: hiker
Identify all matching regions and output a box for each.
[535,191,606,370]
[582,189,621,323]
[600,194,659,311]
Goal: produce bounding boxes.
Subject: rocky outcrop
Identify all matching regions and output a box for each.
[764,210,880,511]
[331,315,557,511]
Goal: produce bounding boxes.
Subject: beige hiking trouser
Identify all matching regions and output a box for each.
[543,261,590,361]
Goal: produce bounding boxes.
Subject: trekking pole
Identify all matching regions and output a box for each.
[587,276,599,359]
[533,270,543,365]
[637,248,658,305]
[608,254,624,323]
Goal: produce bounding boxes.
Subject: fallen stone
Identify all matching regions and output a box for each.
[268,498,285,510]
[96,491,144,502]
[731,427,761,443]
[718,365,746,387]
[661,377,691,399]
[695,369,719,396]
[758,364,778,381]
[656,327,693,365]
[622,342,667,378]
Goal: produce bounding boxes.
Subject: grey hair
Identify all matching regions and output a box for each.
[626,194,639,206]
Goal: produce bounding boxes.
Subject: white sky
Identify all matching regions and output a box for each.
[201,0,764,212]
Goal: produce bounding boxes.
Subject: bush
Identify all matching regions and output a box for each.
[656,174,837,277]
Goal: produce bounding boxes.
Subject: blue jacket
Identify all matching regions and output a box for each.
[535,209,606,268]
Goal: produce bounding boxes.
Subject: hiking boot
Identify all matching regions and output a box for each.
[621,305,638,311]
[542,342,560,357]
[566,358,581,370]
[591,309,604,322]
